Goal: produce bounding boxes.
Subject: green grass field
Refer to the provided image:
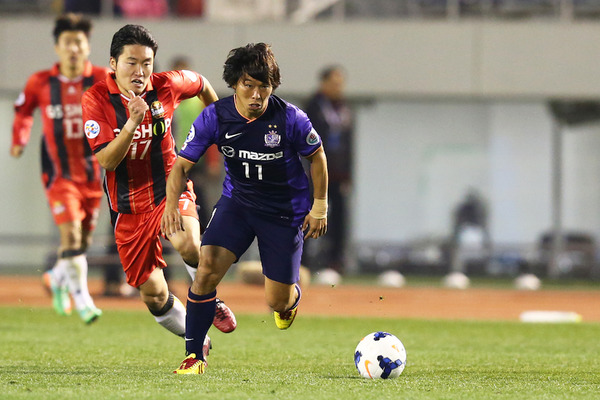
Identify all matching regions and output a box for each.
[1,306,599,400]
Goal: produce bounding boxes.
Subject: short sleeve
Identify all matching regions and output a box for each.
[166,70,204,104]
[288,105,322,157]
[82,88,115,153]
[179,104,219,163]
[14,74,40,116]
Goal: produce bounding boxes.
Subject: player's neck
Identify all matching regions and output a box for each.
[59,63,85,80]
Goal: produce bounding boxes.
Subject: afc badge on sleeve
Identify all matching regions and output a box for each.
[84,120,100,139]
[306,128,321,145]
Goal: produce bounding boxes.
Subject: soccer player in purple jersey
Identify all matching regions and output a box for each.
[162,43,329,374]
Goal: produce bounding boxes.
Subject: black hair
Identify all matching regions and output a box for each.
[222,43,281,90]
[110,24,158,61]
[53,13,92,44]
[319,65,345,82]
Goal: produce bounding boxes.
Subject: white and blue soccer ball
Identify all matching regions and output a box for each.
[354,331,406,379]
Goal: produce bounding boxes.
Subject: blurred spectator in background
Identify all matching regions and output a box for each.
[175,0,204,17]
[170,56,204,148]
[170,56,222,230]
[63,0,101,14]
[451,188,490,248]
[303,65,354,273]
[117,0,168,17]
[448,188,492,278]
[63,0,122,15]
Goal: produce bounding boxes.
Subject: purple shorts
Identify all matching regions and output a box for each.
[202,195,304,284]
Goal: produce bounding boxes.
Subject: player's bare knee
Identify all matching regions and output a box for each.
[190,266,220,294]
[140,289,169,313]
[174,240,200,265]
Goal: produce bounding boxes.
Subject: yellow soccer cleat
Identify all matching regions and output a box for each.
[274,306,298,330]
[173,353,207,375]
[173,336,211,375]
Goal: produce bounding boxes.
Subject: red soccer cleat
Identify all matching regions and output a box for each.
[213,298,237,333]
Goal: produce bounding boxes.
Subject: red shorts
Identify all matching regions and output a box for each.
[45,177,103,231]
[114,181,198,288]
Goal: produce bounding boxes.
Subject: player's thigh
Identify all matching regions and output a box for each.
[114,212,166,288]
[81,190,102,234]
[169,215,201,258]
[46,179,85,238]
[201,196,255,260]
[254,219,304,285]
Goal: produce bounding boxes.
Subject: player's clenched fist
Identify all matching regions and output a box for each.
[127,90,148,125]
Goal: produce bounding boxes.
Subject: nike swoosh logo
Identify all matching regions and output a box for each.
[225,132,244,139]
[364,360,373,378]
[184,337,194,341]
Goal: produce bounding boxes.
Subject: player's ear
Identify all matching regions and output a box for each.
[109,57,117,72]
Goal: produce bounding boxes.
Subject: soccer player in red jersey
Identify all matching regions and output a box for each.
[11,14,108,324]
[82,24,236,339]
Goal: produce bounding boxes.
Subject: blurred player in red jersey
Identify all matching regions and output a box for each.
[81,24,236,339]
[11,14,108,324]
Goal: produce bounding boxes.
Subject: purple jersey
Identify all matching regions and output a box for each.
[180,95,322,226]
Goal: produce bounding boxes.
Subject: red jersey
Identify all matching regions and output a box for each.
[82,70,205,214]
[12,62,108,187]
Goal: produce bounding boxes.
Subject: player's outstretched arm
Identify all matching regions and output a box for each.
[303,146,329,239]
[197,76,218,107]
[161,157,195,237]
[11,109,35,158]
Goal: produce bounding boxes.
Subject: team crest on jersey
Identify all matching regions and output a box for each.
[306,128,321,145]
[151,101,165,119]
[264,124,280,148]
[51,201,65,216]
[264,133,281,148]
[151,101,166,137]
[84,120,100,139]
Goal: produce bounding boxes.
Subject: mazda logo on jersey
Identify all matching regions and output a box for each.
[221,146,235,157]
[239,150,283,161]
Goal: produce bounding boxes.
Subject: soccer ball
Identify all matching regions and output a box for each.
[354,331,407,379]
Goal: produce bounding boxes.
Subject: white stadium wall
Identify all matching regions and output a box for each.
[2,18,600,97]
[1,17,600,268]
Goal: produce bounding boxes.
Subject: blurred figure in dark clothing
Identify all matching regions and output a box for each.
[452,188,489,244]
[303,65,354,273]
